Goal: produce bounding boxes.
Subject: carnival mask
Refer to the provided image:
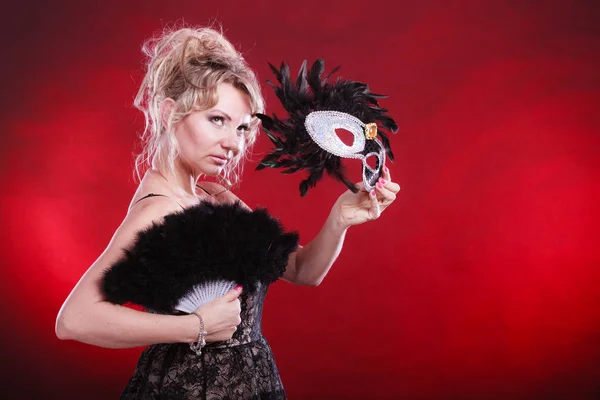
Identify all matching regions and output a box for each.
[256,59,397,196]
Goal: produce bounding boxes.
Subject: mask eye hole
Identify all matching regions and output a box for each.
[365,153,379,170]
[334,128,355,147]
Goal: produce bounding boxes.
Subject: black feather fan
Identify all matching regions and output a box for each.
[256,59,398,196]
[100,201,299,314]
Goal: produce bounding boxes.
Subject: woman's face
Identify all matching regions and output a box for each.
[175,82,252,176]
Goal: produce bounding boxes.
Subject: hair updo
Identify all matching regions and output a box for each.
[133,26,264,186]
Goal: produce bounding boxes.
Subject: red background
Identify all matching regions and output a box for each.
[2,1,599,399]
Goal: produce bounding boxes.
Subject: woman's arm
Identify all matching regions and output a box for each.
[56,197,241,348]
[283,167,400,286]
[55,197,201,348]
[281,206,348,286]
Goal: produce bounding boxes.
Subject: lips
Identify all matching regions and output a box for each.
[209,155,228,165]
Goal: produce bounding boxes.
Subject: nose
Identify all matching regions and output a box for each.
[221,126,242,156]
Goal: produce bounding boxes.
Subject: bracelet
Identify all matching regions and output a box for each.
[189,311,208,356]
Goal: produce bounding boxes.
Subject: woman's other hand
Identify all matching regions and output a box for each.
[333,166,400,228]
[195,286,243,342]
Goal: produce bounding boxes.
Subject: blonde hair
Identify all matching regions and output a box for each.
[133,26,264,186]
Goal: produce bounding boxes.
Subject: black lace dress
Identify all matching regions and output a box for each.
[119,281,286,400]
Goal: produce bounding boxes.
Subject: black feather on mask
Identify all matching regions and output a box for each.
[256,59,398,196]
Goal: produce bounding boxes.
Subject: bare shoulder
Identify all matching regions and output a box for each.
[95,196,183,273]
[114,196,183,247]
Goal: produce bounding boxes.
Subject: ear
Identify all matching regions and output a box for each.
[159,98,176,128]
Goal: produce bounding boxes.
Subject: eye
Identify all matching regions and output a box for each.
[237,125,250,135]
[210,116,225,126]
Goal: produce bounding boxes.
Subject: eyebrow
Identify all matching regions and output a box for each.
[212,109,232,121]
[212,109,250,128]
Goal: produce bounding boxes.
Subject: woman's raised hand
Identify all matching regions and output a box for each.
[332,166,400,228]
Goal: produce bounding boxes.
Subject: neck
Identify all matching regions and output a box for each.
[155,158,199,197]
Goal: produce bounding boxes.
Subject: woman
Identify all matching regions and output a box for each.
[55,26,400,399]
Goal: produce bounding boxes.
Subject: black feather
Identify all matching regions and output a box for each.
[257,59,398,196]
[100,201,299,314]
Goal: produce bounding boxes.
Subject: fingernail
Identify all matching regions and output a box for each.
[234,285,242,291]
[370,190,376,197]
[380,178,386,184]
[384,166,389,173]
[376,182,383,189]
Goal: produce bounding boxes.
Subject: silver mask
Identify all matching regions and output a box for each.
[305,110,385,192]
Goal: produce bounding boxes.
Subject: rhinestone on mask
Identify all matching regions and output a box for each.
[364,123,378,140]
